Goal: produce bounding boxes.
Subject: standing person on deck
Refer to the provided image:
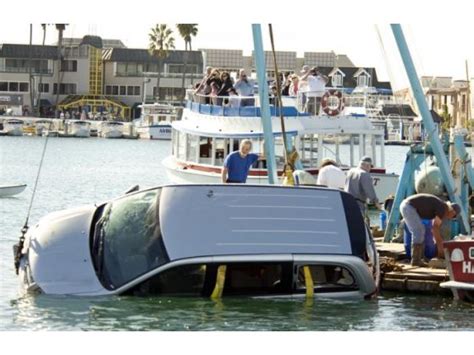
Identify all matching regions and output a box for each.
[221,139,262,183]
[400,193,460,266]
[345,156,381,222]
[316,158,346,190]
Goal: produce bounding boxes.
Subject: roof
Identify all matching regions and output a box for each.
[160,185,367,260]
[317,66,392,90]
[0,43,58,59]
[102,48,203,65]
[381,104,417,117]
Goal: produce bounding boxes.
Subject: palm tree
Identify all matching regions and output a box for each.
[36,23,47,116]
[54,23,67,116]
[176,24,198,103]
[148,24,175,102]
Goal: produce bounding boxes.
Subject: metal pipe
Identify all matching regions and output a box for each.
[391,24,470,234]
[252,24,278,184]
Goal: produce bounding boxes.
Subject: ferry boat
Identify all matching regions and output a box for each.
[134,103,179,140]
[440,238,474,302]
[2,118,24,136]
[99,121,124,139]
[14,184,379,299]
[162,91,399,201]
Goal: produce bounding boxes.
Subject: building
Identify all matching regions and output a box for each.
[397,76,472,129]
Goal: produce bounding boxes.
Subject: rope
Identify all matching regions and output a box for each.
[23,122,53,229]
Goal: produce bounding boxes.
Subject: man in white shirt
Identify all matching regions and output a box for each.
[316,158,346,190]
[300,67,328,115]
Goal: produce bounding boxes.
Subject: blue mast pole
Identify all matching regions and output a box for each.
[391,24,470,234]
[252,24,278,185]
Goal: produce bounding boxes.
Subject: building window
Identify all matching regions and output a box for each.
[19,82,29,92]
[127,86,134,95]
[168,64,200,74]
[38,83,49,93]
[134,86,140,96]
[8,82,18,92]
[0,82,8,91]
[105,85,112,95]
[61,60,78,72]
[332,74,343,87]
[112,86,119,95]
[120,86,126,95]
[116,62,143,76]
[357,75,369,87]
[53,83,77,95]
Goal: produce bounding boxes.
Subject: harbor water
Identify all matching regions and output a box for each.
[1,136,473,331]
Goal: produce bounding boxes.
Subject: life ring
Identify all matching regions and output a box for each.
[321,90,344,116]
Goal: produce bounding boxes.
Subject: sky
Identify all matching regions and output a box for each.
[1,0,473,92]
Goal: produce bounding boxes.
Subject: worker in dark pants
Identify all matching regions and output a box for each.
[400,193,460,266]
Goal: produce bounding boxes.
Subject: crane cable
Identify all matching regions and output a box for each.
[14,122,52,274]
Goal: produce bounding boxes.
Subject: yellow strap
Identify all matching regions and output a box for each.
[210,265,227,299]
[303,266,314,298]
[282,165,295,186]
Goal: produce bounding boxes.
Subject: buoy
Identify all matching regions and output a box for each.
[415,165,445,196]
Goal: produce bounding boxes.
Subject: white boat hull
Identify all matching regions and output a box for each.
[5,127,23,136]
[101,130,123,139]
[162,156,398,201]
[137,125,172,140]
[71,127,90,138]
[0,184,26,197]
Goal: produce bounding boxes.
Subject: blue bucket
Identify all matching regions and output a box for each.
[403,219,436,259]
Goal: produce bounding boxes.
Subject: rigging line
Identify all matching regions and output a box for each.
[23,125,52,228]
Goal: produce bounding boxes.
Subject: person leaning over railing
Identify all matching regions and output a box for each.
[194,66,213,104]
[216,71,234,106]
[234,69,255,107]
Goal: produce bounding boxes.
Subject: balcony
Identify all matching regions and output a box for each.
[115,71,203,79]
[0,67,53,75]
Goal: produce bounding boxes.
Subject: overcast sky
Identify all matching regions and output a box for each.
[1,0,473,91]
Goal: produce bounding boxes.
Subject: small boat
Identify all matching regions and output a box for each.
[99,121,124,139]
[440,238,474,302]
[3,119,24,136]
[0,184,27,197]
[35,119,53,136]
[15,184,379,298]
[134,103,178,140]
[69,120,91,138]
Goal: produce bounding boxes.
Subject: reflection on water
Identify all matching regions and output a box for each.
[1,137,474,331]
[8,292,474,331]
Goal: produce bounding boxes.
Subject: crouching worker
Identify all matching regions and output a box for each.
[400,193,460,266]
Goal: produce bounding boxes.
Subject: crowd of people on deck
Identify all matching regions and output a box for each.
[193,65,328,109]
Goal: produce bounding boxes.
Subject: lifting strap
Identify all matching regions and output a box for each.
[303,266,314,298]
[210,265,227,299]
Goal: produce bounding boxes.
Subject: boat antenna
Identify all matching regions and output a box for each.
[14,122,53,274]
[268,24,298,182]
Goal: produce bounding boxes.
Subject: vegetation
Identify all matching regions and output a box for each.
[176,24,198,103]
[148,24,175,102]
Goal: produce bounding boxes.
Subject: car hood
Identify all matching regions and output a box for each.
[25,205,108,295]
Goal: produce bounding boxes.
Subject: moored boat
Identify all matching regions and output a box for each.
[0,184,26,197]
[99,121,124,139]
[69,120,91,138]
[3,119,24,136]
[134,103,178,140]
[163,91,399,201]
[440,238,474,302]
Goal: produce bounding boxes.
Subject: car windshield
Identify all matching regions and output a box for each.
[92,188,168,289]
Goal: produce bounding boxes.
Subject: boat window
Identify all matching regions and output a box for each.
[92,188,169,290]
[199,137,212,164]
[295,265,359,293]
[186,134,199,162]
[214,138,226,165]
[177,130,186,161]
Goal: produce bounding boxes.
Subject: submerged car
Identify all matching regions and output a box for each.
[15,184,379,299]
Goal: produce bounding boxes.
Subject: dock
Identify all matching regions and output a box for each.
[376,241,451,295]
